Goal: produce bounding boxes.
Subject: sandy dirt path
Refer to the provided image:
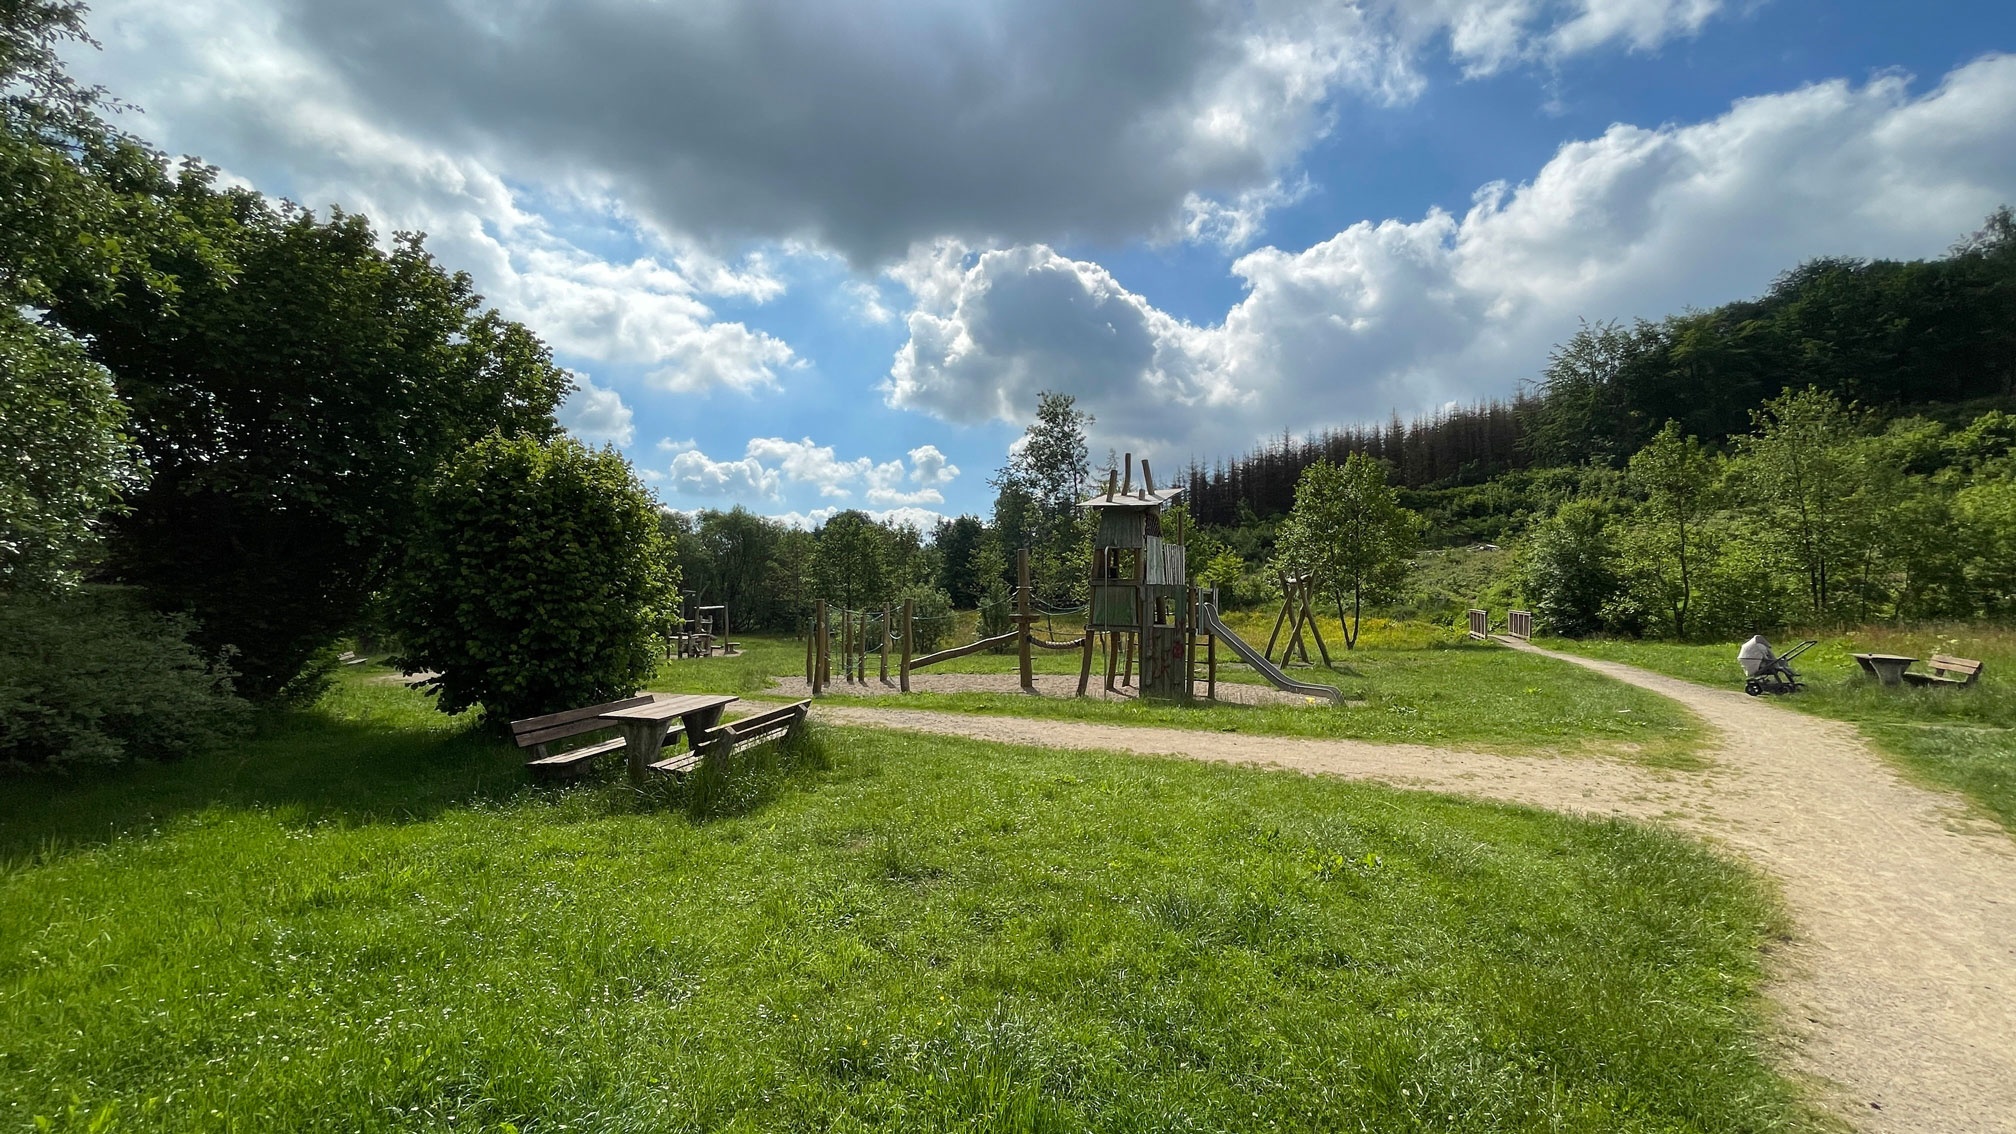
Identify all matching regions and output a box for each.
[808,642,2016,1133]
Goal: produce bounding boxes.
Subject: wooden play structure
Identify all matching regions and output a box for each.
[671,592,737,658]
[1265,572,1331,667]
[801,452,1341,704]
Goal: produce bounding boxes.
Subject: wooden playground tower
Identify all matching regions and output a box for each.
[804,453,1218,701]
[1081,454,1204,701]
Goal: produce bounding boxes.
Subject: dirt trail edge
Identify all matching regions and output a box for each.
[810,642,2016,1134]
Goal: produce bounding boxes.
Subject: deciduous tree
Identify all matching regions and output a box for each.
[1275,454,1420,650]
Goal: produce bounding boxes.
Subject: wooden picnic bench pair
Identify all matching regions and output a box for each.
[509,695,810,780]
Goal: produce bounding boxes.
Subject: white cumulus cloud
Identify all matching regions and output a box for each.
[885,55,2016,454]
[668,450,782,499]
[663,437,962,509]
[555,372,634,445]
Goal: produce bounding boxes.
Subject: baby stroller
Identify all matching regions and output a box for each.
[1742,640,1816,696]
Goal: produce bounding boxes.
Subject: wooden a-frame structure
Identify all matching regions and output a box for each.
[1263,572,1330,667]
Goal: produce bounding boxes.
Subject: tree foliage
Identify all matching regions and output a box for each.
[1518,499,1623,638]
[1624,422,1715,638]
[1275,454,1421,649]
[51,174,571,698]
[389,437,678,723]
[992,392,1093,606]
[813,510,891,612]
[0,310,138,591]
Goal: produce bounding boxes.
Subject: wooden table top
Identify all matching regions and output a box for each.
[601,694,737,721]
[1854,653,1919,663]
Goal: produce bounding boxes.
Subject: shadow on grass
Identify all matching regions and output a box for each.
[1,689,847,865]
[0,704,534,862]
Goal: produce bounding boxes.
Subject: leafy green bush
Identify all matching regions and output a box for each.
[389,436,678,723]
[976,577,1013,649]
[898,584,955,653]
[0,588,247,770]
[1517,500,1624,637]
[0,311,140,592]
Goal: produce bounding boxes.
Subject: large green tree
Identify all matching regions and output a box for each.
[1734,388,1864,620]
[992,392,1094,606]
[1275,454,1420,649]
[389,437,677,723]
[813,510,891,612]
[932,514,986,607]
[1624,422,1716,638]
[50,174,571,698]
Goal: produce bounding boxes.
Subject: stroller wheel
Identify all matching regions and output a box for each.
[1744,679,1764,697]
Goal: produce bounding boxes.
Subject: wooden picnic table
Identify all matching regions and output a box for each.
[1852,653,1918,687]
[601,694,738,784]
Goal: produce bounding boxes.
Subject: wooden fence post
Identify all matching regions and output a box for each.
[1207,586,1218,700]
[900,598,913,693]
[813,600,827,693]
[1017,547,1035,694]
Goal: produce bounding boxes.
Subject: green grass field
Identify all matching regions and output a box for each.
[1546,626,2016,832]
[0,677,1812,1131]
[652,621,1705,767]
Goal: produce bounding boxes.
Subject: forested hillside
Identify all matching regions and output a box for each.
[1161,209,2016,637]
[1184,210,2016,546]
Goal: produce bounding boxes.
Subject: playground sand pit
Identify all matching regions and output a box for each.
[766,671,1323,707]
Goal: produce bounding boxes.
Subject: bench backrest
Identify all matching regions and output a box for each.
[509,695,653,749]
[1928,655,1984,678]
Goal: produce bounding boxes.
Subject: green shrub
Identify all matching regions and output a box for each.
[976,577,1013,649]
[0,312,140,592]
[0,589,247,770]
[1518,500,1624,637]
[899,584,955,653]
[389,436,678,723]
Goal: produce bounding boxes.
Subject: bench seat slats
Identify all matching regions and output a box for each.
[649,752,702,776]
[526,736,627,768]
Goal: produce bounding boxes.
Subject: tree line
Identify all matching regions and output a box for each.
[1521,390,2016,639]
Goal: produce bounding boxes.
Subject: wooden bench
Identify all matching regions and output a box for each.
[1903,655,1984,688]
[511,696,682,780]
[653,700,811,777]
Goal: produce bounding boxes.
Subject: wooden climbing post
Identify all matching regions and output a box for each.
[879,608,890,684]
[1076,623,1095,696]
[900,598,913,693]
[1016,547,1035,693]
[813,600,827,693]
[1207,586,1218,700]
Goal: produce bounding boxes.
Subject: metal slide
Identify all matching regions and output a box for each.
[1198,604,1345,704]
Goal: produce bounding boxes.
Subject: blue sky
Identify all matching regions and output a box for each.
[69,0,2016,528]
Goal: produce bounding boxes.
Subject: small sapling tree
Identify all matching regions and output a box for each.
[389,437,678,723]
[1275,454,1420,650]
